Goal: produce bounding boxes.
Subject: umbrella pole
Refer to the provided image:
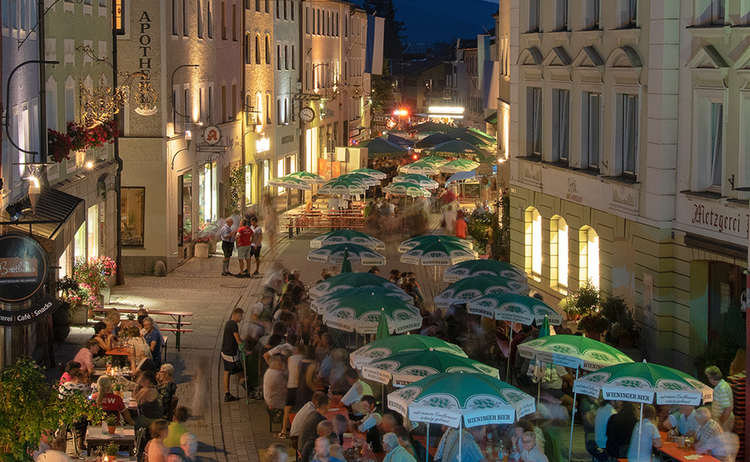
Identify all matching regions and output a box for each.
[636,402,644,462]
[458,421,463,462]
[506,324,513,382]
[381,383,385,413]
[567,367,579,462]
[425,423,430,462]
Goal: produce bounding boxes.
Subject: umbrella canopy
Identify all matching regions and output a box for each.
[310,230,385,250]
[376,312,390,340]
[268,176,312,190]
[428,140,481,157]
[361,136,408,155]
[419,155,450,166]
[287,171,326,183]
[445,127,495,147]
[415,133,453,149]
[518,334,634,372]
[350,334,467,369]
[466,127,497,143]
[445,171,477,184]
[444,259,525,283]
[383,183,432,198]
[310,272,404,299]
[312,285,412,314]
[439,159,480,173]
[362,349,499,387]
[467,293,562,326]
[573,361,712,405]
[412,121,453,134]
[392,173,439,189]
[388,372,536,428]
[399,161,439,175]
[322,290,422,334]
[387,133,414,149]
[318,176,368,196]
[341,172,381,186]
[434,275,527,309]
[399,234,473,253]
[350,168,387,180]
[401,239,478,266]
[308,243,386,266]
[340,252,353,273]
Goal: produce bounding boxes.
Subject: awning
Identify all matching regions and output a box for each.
[684,233,747,260]
[446,170,477,184]
[484,112,497,125]
[1,188,85,242]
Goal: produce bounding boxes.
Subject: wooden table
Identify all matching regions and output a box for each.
[105,347,131,357]
[658,432,721,462]
[85,425,136,450]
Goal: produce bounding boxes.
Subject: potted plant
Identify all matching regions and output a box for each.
[602,296,639,349]
[103,442,119,461]
[106,415,119,434]
[578,313,609,340]
[58,276,95,325]
[560,282,600,321]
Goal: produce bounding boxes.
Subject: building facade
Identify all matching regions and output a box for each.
[117,0,243,274]
[504,0,749,370]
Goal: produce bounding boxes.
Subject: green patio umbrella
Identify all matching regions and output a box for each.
[574,361,712,462]
[383,183,432,198]
[415,133,453,149]
[399,160,439,175]
[321,288,422,334]
[434,275,527,309]
[350,334,467,369]
[307,243,386,266]
[466,127,497,143]
[312,285,413,314]
[400,238,478,266]
[445,127,495,147]
[340,250,353,273]
[392,173,439,189]
[350,168,387,180]
[362,349,499,387]
[309,272,404,299]
[467,293,561,326]
[444,259,525,283]
[360,136,408,156]
[310,230,385,250]
[318,176,368,196]
[376,311,390,340]
[287,171,326,183]
[428,140,480,157]
[439,159,480,173]
[341,172,381,186]
[412,121,453,134]
[399,234,473,253]
[268,176,312,190]
[419,155,450,166]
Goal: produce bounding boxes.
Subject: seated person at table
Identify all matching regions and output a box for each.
[695,407,723,447]
[605,401,637,459]
[341,369,374,410]
[312,436,331,462]
[120,325,153,372]
[164,406,190,448]
[626,404,662,462]
[697,427,739,461]
[395,425,429,462]
[357,396,383,452]
[59,360,81,385]
[291,395,320,439]
[91,321,115,357]
[93,375,134,425]
[264,355,288,413]
[58,367,91,398]
[301,421,337,462]
[434,426,483,462]
[298,393,330,451]
[142,317,163,369]
[157,363,178,420]
[35,435,72,462]
[135,371,164,430]
[663,404,699,437]
[146,419,170,462]
[519,431,548,462]
[383,432,417,462]
[72,338,101,377]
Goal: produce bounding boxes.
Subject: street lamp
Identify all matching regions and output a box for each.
[170,64,200,133]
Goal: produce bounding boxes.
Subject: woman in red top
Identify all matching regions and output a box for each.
[93,375,134,425]
[455,210,468,239]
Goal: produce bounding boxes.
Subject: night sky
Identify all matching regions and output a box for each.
[395,0,497,48]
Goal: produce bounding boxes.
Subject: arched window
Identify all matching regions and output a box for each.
[255,35,261,64]
[524,207,542,277]
[550,215,568,291]
[256,92,263,127]
[265,34,271,64]
[244,34,251,64]
[579,226,600,289]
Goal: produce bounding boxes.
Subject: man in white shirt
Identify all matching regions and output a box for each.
[594,400,617,450]
[664,405,699,437]
[705,366,735,432]
[341,369,373,407]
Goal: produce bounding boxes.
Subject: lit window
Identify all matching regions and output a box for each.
[87,204,99,259]
[579,226,600,289]
[550,216,568,291]
[524,207,542,277]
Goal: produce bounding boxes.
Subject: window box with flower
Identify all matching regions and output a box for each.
[47,119,119,163]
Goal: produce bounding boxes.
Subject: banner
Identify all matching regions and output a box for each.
[365,16,384,75]
[0,296,61,326]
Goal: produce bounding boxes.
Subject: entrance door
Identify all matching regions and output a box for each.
[178,173,193,248]
[707,262,746,347]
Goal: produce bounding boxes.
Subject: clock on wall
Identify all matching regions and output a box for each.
[300,107,316,123]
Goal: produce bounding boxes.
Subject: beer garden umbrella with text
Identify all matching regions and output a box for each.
[349,334,467,369]
[321,288,423,335]
[399,160,440,176]
[439,159,480,173]
[309,272,404,299]
[318,176,368,196]
[399,235,473,253]
[383,183,432,198]
[287,171,326,183]
[388,372,536,462]
[307,243,386,266]
[444,259,525,283]
[312,285,413,315]
[434,275,528,309]
[350,168,387,180]
[392,173,440,189]
[309,230,385,250]
[268,176,312,190]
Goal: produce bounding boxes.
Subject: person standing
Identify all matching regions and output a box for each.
[250,216,263,276]
[235,218,254,277]
[221,308,245,402]
[705,365,735,431]
[220,218,236,276]
[454,210,467,239]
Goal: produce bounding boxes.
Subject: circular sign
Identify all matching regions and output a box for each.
[0,235,48,303]
[300,107,316,123]
[203,125,222,145]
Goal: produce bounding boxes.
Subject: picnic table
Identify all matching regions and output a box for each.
[85,425,136,450]
[286,209,366,236]
[95,307,193,351]
[657,432,721,462]
[105,347,131,356]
